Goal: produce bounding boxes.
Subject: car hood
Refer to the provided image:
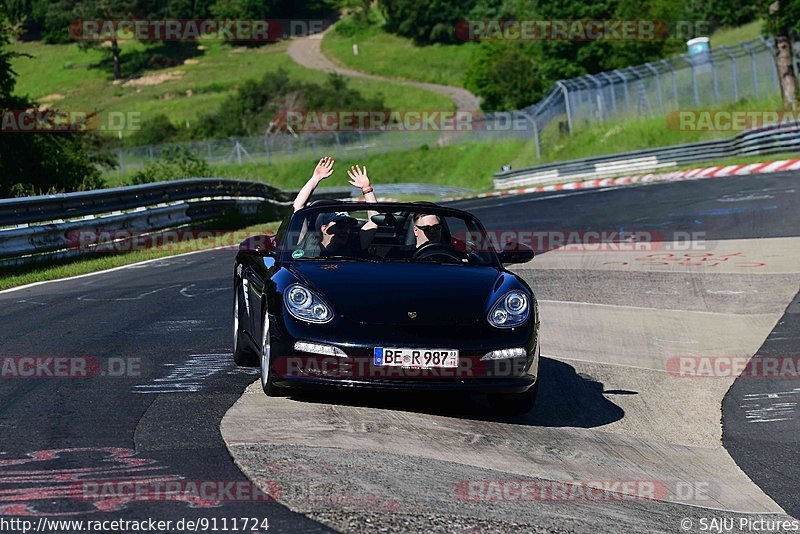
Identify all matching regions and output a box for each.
[285,261,504,326]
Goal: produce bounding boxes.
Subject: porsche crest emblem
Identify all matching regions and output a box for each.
[407,311,417,318]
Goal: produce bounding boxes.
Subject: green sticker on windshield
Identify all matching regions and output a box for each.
[292,249,305,259]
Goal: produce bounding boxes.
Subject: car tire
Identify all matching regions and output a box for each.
[488,381,539,416]
[260,308,287,397]
[233,278,259,367]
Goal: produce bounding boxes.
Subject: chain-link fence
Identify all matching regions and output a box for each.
[113,116,539,176]
[553,36,779,132]
[111,37,780,177]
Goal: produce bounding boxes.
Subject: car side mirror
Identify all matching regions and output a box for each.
[239,235,278,256]
[498,241,535,264]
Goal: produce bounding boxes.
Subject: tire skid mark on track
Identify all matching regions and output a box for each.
[76,284,182,302]
[740,389,800,423]
[179,284,228,298]
[133,353,257,394]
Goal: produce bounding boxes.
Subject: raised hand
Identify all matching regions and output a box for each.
[347,165,371,189]
[312,156,335,182]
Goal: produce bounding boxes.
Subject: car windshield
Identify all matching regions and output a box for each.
[281,205,498,267]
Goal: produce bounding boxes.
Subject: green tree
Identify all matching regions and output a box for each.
[209,0,274,19]
[465,0,689,110]
[465,41,544,111]
[685,0,758,27]
[0,21,114,197]
[0,0,49,38]
[379,0,479,44]
[337,0,372,23]
[763,0,800,107]
[71,0,142,79]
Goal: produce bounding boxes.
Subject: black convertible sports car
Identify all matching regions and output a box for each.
[232,201,540,413]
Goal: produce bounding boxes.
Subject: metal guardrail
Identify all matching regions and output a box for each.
[493,121,800,189]
[0,179,471,267]
[0,179,289,228]
[0,179,349,266]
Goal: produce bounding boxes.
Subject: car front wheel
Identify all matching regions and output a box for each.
[233,278,258,367]
[260,309,286,397]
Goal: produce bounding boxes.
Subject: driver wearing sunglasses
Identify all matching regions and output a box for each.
[412,213,443,248]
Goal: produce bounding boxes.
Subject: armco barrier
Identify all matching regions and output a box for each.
[0,178,289,228]
[0,179,349,266]
[493,121,800,189]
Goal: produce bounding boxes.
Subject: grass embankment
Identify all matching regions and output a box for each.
[710,20,764,47]
[0,221,279,291]
[321,14,475,87]
[536,95,785,161]
[9,39,453,134]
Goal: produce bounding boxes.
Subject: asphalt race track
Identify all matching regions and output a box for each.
[1,172,799,533]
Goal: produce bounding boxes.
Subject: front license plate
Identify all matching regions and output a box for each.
[374,347,459,368]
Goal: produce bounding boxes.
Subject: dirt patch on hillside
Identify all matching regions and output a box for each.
[120,71,185,87]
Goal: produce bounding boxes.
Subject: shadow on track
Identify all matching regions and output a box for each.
[284,357,626,428]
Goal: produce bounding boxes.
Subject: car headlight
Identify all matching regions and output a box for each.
[284,284,333,323]
[487,290,530,328]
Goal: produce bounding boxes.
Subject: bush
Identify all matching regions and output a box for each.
[128,147,212,184]
[189,68,387,140]
[465,41,545,111]
[128,114,181,146]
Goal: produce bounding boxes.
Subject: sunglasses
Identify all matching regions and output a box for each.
[415,224,442,232]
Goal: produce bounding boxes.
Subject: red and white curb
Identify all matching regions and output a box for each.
[446,159,800,201]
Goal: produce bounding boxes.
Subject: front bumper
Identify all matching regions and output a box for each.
[268,313,539,394]
[272,375,536,394]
